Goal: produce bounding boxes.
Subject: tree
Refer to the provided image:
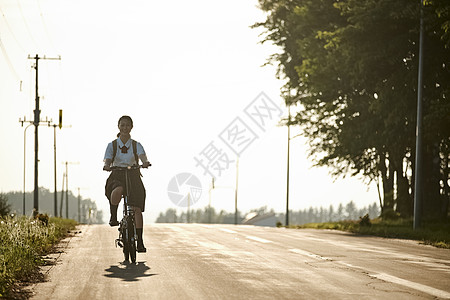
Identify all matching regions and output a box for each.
[328,204,335,222]
[4,188,103,223]
[0,193,11,217]
[255,0,450,220]
[345,201,357,220]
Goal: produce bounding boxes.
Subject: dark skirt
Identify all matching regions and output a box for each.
[105,169,146,212]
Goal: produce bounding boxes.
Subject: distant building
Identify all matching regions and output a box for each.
[242,212,277,227]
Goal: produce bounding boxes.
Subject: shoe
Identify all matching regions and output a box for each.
[109,218,119,227]
[109,204,119,226]
[137,241,147,253]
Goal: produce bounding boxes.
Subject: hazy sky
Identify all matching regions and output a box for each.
[0,0,379,223]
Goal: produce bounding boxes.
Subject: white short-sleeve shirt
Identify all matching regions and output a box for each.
[104,137,146,167]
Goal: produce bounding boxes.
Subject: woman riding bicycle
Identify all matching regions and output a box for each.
[103,115,151,253]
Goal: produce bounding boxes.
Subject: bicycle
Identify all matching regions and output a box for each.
[110,165,147,263]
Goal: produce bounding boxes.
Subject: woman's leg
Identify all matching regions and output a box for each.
[133,206,143,228]
[133,207,146,252]
[109,186,123,226]
[111,186,123,205]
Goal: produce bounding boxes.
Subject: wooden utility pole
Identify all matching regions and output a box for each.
[62,161,79,219]
[50,111,70,217]
[235,157,239,225]
[78,188,81,223]
[286,105,291,227]
[187,193,191,223]
[208,177,215,224]
[414,0,425,230]
[24,54,61,216]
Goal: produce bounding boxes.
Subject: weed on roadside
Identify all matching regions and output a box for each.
[0,215,77,298]
[291,217,450,249]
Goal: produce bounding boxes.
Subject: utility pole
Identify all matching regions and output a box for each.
[77,188,81,223]
[53,124,57,216]
[22,54,61,217]
[65,162,69,219]
[208,177,215,224]
[60,171,65,217]
[62,161,79,219]
[286,105,291,227]
[235,156,239,225]
[50,110,70,217]
[414,0,425,230]
[187,193,191,223]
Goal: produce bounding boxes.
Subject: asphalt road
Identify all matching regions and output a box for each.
[29,224,450,299]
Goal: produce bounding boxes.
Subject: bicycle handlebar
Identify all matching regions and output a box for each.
[105,164,151,172]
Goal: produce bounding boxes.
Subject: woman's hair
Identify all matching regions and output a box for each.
[117,115,133,137]
[118,115,133,126]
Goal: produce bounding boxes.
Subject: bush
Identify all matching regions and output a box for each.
[35,213,49,226]
[359,214,372,227]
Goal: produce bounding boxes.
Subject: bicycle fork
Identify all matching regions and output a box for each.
[115,204,136,248]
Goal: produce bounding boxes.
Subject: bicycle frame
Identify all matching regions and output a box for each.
[112,165,141,263]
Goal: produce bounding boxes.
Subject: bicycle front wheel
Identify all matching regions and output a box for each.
[121,221,130,262]
[128,220,137,263]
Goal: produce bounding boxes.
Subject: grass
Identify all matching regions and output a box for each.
[0,214,77,298]
[289,217,450,249]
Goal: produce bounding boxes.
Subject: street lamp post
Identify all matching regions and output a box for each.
[22,123,33,215]
[21,118,60,216]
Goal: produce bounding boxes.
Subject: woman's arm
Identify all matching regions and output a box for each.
[139,154,151,168]
[103,158,112,171]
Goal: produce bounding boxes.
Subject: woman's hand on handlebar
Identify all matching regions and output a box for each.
[103,158,112,172]
[103,163,151,171]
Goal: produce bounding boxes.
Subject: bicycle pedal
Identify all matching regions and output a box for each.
[115,239,123,248]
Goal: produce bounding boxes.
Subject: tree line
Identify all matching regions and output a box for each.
[156,201,380,225]
[1,188,103,224]
[253,0,449,220]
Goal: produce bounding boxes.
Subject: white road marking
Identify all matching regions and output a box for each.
[198,224,215,228]
[289,248,332,261]
[369,272,450,299]
[219,228,238,234]
[196,240,227,250]
[245,235,273,244]
[166,224,450,299]
[283,233,450,274]
[335,261,450,299]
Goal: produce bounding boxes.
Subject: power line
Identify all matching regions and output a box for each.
[35,0,57,52]
[15,0,40,49]
[0,34,21,83]
[0,5,27,53]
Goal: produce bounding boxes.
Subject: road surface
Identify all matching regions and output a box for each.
[29,224,450,299]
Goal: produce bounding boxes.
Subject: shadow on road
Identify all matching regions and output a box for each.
[104,261,157,282]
